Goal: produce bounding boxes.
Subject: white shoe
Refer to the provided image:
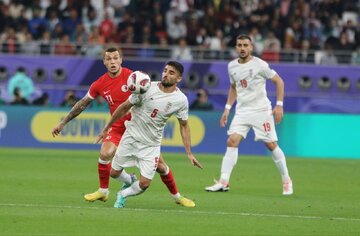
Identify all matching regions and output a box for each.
[205,180,230,192]
[282,179,293,195]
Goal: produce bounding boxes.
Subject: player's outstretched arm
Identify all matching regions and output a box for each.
[220,84,237,127]
[271,74,284,124]
[95,100,133,143]
[178,119,203,169]
[52,95,92,137]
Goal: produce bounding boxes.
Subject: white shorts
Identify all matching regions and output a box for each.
[227,109,278,142]
[112,133,160,180]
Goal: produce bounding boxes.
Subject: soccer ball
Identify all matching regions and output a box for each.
[127,71,151,94]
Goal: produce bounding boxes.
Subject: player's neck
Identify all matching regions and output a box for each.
[238,55,253,64]
[108,68,122,78]
[159,83,176,93]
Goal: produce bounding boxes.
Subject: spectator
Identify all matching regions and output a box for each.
[261,42,280,62]
[171,37,193,61]
[90,96,108,110]
[32,92,51,106]
[98,12,115,42]
[189,88,214,111]
[298,40,314,63]
[10,87,29,105]
[7,67,34,100]
[167,15,187,44]
[320,45,338,65]
[54,34,76,55]
[351,47,360,65]
[60,90,79,107]
[28,6,47,40]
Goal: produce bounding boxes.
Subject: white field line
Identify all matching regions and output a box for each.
[1,203,359,222]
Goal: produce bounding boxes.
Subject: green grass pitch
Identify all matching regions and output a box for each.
[0,147,359,235]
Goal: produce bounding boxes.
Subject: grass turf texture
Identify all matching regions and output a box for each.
[0,148,359,235]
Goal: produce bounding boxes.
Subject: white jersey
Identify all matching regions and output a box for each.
[125,82,189,146]
[227,56,277,112]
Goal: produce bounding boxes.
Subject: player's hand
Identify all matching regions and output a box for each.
[220,110,230,128]
[95,128,109,144]
[51,124,64,137]
[188,153,203,169]
[273,106,284,124]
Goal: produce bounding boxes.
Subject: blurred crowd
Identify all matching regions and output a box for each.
[0,0,359,63]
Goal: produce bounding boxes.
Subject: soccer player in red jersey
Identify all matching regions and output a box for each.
[52,47,195,207]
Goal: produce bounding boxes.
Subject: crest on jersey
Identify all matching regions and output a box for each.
[121,84,129,92]
[164,102,172,112]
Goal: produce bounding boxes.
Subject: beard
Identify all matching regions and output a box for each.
[161,80,174,88]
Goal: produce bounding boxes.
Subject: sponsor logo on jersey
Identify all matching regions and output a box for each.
[121,85,129,92]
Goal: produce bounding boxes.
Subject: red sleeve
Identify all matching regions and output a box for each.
[88,76,102,99]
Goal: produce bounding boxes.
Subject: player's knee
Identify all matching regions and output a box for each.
[227,136,240,147]
[110,168,122,178]
[265,142,277,151]
[156,162,168,174]
[99,150,114,161]
[139,180,151,190]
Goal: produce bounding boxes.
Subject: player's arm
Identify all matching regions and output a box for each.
[220,83,236,128]
[178,119,203,169]
[95,100,133,143]
[271,74,284,124]
[52,95,92,137]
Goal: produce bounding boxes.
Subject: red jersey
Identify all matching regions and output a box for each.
[88,67,133,134]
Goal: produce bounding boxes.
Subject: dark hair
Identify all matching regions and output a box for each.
[103,47,122,58]
[197,88,208,97]
[166,61,184,76]
[17,66,26,73]
[236,34,252,42]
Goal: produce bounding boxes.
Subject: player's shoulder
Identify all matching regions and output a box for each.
[228,58,239,69]
[121,67,133,76]
[252,56,269,67]
[98,72,108,80]
[174,87,188,102]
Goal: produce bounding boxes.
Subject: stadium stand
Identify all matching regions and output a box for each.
[0,0,358,63]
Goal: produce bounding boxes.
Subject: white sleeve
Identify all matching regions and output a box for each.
[128,94,142,105]
[227,64,236,85]
[261,64,277,79]
[175,98,189,121]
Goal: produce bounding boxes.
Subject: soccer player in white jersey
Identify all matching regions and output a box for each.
[205,34,293,195]
[96,61,203,208]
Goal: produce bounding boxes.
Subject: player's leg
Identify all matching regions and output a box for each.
[253,110,293,195]
[84,141,116,202]
[157,156,195,207]
[265,141,293,195]
[84,129,134,202]
[113,142,158,208]
[206,113,248,192]
[205,133,242,192]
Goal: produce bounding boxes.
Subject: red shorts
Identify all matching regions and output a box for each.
[103,126,125,146]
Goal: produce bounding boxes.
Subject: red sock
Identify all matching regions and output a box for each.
[160,169,178,195]
[98,162,111,189]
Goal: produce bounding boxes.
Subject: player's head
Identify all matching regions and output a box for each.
[161,61,184,88]
[235,34,253,61]
[103,47,123,77]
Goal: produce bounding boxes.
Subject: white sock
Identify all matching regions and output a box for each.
[98,158,110,165]
[98,158,110,194]
[120,180,144,198]
[98,188,109,194]
[114,169,132,185]
[272,146,290,182]
[220,147,238,184]
[171,193,181,200]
